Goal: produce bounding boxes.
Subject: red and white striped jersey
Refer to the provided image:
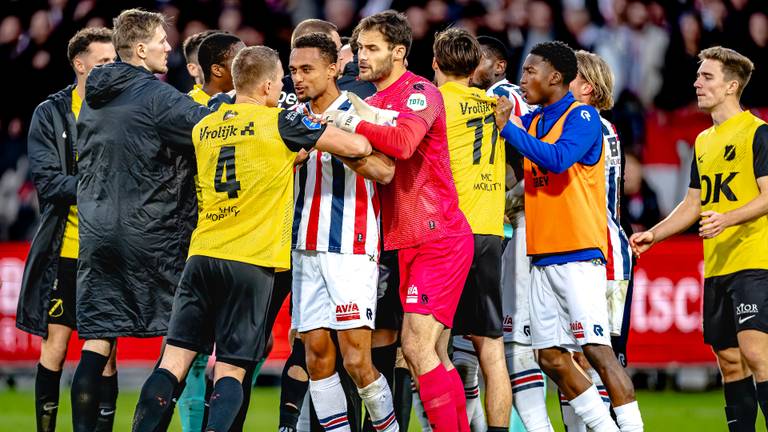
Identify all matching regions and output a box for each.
[291,91,380,256]
[601,116,632,280]
[487,79,532,117]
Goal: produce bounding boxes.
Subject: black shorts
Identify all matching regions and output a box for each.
[375,250,403,331]
[48,257,77,329]
[452,234,503,338]
[166,255,275,366]
[703,269,768,351]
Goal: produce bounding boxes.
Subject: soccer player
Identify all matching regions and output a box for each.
[289,32,398,432]
[15,27,115,432]
[177,30,247,432]
[71,10,210,432]
[183,30,220,103]
[131,45,372,432]
[631,46,768,432]
[494,41,642,432]
[431,28,511,432]
[470,35,554,432]
[561,50,634,431]
[325,10,475,432]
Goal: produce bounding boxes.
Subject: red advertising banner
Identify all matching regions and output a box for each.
[0,242,291,368]
[627,235,715,367]
[0,238,714,368]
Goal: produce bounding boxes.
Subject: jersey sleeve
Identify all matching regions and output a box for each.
[277,109,327,152]
[753,124,768,179]
[402,84,443,129]
[689,150,701,189]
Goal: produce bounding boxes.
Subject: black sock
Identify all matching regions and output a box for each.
[393,367,412,431]
[201,376,213,432]
[71,350,109,432]
[362,343,397,432]
[205,377,243,432]
[756,380,768,430]
[35,363,62,432]
[724,375,757,432]
[487,427,508,432]
[371,343,396,388]
[279,339,308,430]
[228,365,255,432]
[94,373,119,432]
[132,368,179,432]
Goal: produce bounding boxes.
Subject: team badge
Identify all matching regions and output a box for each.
[406,93,427,111]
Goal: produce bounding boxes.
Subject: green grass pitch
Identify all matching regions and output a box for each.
[0,386,764,431]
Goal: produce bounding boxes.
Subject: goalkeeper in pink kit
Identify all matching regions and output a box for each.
[325,10,474,432]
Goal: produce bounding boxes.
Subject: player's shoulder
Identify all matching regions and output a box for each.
[567,102,600,126]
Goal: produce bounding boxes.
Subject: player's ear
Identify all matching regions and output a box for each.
[550,70,562,86]
[136,42,147,60]
[726,79,740,96]
[328,60,337,78]
[495,59,507,76]
[393,44,406,63]
[431,57,438,72]
[73,56,86,76]
[211,63,223,79]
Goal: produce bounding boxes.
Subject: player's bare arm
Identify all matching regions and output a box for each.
[336,150,395,184]
[315,125,372,158]
[700,176,768,239]
[630,187,702,255]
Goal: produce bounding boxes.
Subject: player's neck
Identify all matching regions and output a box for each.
[490,76,507,88]
[541,87,569,107]
[311,85,341,114]
[75,75,87,100]
[709,99,743,126]
[442,75,471,87]
[203,81,230,98]
[235,93,267,106]
[373,65,407,92]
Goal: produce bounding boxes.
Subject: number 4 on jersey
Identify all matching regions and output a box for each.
[214,146,241,198]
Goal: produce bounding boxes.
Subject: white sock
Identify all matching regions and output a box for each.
[588,368,612,412]
[454,350,483,430]
[358,374,399,431]
[309,373,351,432]
[559,390,586,432]
[568,385,619,432]
[507,343,554,431]
[614,401,643,432]
[410,379,432,432]
[469,397,487,432]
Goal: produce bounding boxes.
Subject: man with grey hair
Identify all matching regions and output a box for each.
[70,8,209,432]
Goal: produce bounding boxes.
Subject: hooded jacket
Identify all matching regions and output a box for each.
[16,85,79,337]
[76,62,209,338]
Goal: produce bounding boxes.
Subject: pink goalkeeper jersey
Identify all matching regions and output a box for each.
[358,71,471,250]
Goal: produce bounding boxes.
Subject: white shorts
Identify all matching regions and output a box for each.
[502,212,532,344]
[291,250,378,332]
[607,279,629,336]
[529,260,611,351]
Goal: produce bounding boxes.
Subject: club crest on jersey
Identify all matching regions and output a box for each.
[302,116,322,130]
[406,285,418,304]
[406,93,427,111]
[571,321,585,339]
[335,302,360,321]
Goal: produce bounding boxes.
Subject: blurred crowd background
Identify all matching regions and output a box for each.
[1,0,767,240]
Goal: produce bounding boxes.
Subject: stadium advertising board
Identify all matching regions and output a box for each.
[0,240,714,367]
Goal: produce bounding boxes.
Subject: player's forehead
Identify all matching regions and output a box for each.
[357,29,388,48]
[289,47,324,68]
[697,59,723,77]
[522,54,549,73]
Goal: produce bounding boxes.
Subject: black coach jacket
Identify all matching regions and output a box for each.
[76,62,209,338]
[16,85,79,337]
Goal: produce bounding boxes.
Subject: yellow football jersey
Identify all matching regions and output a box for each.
[189,102,324,270]
[188,84,211,105]
[692,111,768,277]
[440,81,504,236]
[60,88,81,259]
